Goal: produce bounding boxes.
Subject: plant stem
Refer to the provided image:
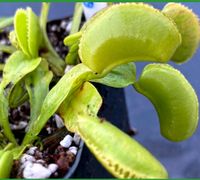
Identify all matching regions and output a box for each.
[0,17,13,30]
[40,3,65,75]
[66,3,83,65]
[0,64,4,71]
[70,3,83,35]
[0,45,16,54]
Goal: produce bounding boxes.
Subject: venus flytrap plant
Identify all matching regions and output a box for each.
[0,2,199,178]
[21,2,199,178]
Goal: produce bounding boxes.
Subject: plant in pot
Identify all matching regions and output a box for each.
[0,2,200,179]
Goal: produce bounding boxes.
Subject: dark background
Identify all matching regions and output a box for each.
[0,2,200,178]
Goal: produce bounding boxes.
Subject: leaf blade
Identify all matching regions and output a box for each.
[91,63,136,88]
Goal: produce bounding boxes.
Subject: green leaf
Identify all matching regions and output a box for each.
[9,80,28,108]
[0,132,8,149]
[11,145,28,160]
[41,52,65,76]
[91,63,136,88]
[0,44,16,54]
[0,51,41,143]
[0,64,4,71]
[25,60,53,131]
[134,64,199,141]
[14,9,29,57]
[0,17,13,30]
[64,31,82,46]
[0,151,13,178]
[64,32,82,65]
[162,3,200,63]
[70,3,83,35]
[27,7,42,58]
[1,51,41,88]
[58,82,102,132]
[77,114,168,178]
[0,88,17,145]
[79,3,181,74]
[63,2,83,65]
[58,82,167,179]
[14,8,42,58]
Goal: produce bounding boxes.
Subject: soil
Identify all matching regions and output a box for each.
[0,29,11,63]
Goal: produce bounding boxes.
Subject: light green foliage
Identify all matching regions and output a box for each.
[1,51,41,88]
[0,151,13,178]
[23,63,95,145]
[163,3,200,63]
[58,82,167,178]
[58,82,103,132]
[14,8,42,58]
[65,3,83,65]
[64,32,82,65]
[91,63,136,88]
[41,52,65,76]
[0,44,16,54]
[78,114,167,178]
[79,3,181,73]
[9,80,28,108]
[11,145,29,160]
[25,60,53,131]
[0,17,13,30]
[0,88,16,145]
[134,64,199,141]
[0,51,41,144]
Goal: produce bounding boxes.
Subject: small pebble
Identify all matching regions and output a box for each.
[66,21,72,32]
[26,147,37,155]
[73,133,81,145]
[55,46,60,53]
[60,20,67,29]
[10,121,28,130]
[23,163,51,179]
[46,127,52,134]
[0,39,7,45]
[20,154,35,164]
[53,172,59,177]
[20,161,33,171]
[69,146,78,155]
[60,135,72,148]
[48,163,58,173]
[51,25,57,32]
[36,159,45,165]
[54,114,64,128]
